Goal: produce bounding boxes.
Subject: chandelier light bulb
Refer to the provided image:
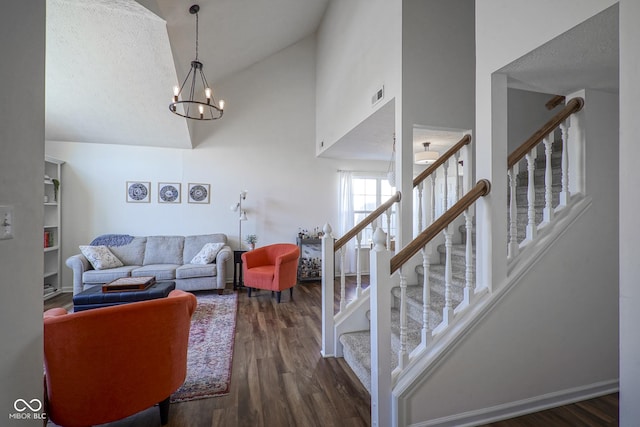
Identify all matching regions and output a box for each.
[219,99,225,110]
[205,88,212,103]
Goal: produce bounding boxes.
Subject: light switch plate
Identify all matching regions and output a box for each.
[0,205,14,240]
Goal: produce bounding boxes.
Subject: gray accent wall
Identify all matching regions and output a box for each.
[0,1,46,425]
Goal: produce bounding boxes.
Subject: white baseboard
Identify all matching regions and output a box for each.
[410,379,619,427]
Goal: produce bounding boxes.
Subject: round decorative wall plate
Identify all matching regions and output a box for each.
[159,184,179,202]
[189,184,208,202]
[128,183,148,201]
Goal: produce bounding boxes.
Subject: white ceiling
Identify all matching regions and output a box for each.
[318,100,467,162]
[45,0,329,148]
[502,4,619,95]
[45,1,618,159]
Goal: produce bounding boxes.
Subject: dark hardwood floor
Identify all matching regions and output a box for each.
[44,280,618,426]
[45,282,371,427]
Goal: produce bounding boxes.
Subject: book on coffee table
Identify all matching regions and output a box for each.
[102,276,156,293]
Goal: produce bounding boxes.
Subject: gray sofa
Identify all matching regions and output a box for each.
[66,234,232,295]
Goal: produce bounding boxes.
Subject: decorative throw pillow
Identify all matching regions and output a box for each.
[80,245,124,270]
[190,242,224,265]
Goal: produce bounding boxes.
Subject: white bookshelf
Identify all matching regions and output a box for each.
[44,156,64,300]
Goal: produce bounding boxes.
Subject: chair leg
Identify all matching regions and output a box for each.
[159,397,170,425]
[276,291,281,303]
[290,287,293,300]
[248,287,252,297]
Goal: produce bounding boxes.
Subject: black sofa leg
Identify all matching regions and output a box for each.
[276,291,281,303]
[159,397,170,425]
[248,287,252,297]
[290,287,293,300]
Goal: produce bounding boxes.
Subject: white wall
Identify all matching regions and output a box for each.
[47,35,386,289]
[0,2,46,425]
[397,0,475,247]
[507,89,557,153]
[401,89,619,426]
[619,0,640,425]
[315,0,401,153]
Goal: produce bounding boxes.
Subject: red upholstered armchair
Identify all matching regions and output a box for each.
[242,243,300,303]
[43,290,197,427]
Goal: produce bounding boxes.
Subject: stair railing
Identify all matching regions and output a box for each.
[413,134,472,233]
[320,191,401,357]
[507,97,584,260]
[369,179,491,426]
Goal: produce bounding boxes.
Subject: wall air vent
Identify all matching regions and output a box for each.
[372,85,384,106]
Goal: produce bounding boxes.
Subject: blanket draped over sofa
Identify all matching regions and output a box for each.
[66,234,232,295]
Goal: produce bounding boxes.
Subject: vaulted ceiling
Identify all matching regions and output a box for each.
[45,0,329,148]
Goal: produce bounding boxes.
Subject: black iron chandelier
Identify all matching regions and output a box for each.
[170,4,224,121]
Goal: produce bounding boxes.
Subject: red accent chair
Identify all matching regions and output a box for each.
[43,290,197,427]
[242,243,300,303]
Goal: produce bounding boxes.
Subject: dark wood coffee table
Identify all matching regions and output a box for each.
[73,281,176,312]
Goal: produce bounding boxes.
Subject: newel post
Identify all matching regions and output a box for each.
[321,223,335,357]
[370,227,392,427]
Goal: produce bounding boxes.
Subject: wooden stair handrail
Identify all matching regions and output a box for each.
[390,179,491,274]
[508,97,584,169]
[334,191,402,252]
[413,134,471,188]
[545,95,566,110]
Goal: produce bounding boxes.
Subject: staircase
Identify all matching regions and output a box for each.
[339,139,564,396]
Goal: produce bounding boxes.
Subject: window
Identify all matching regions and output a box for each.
[351,175,396,244]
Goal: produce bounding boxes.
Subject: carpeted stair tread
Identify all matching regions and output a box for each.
[340,308,425,394]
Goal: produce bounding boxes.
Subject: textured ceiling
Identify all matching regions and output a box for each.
[154,0,330,85]
[45,0,329,148]
[46,0,191,147]
[45,1,618,154]
[502,4,618,95]
[318,100,467,162]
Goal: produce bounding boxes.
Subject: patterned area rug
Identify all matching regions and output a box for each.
[171,291,238,402]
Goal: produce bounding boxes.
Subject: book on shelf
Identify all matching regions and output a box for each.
[44,231,53,248]
[102,276,156,293]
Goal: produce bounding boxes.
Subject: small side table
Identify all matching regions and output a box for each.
[233,250,247,290]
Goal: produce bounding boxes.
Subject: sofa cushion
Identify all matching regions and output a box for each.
[83,266,139,284]
[183,234,227,263]
[108,236,147,266]
[132,265,179,281]
[79,245,124,270]
[190,242,224,264]
[143,236,184,265]
[176,264,217,279]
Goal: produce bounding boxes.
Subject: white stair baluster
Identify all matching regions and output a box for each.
[508,164,519,259]
[454,152,461,203]
[443,160,450,210]
[543,135,554,224]
[463,209,474,305]
[559,121,570,206]
[525,151,537,241]
[386,207,392,249]
[398,266,408,370]
[339,246,346,312]
[355,231,362,299]
[420,244,431,347]
[434,225,454,334]
[430,174,436,223]
[417,182,424,234]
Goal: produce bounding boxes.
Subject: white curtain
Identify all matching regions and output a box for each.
[338,171,356,273]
